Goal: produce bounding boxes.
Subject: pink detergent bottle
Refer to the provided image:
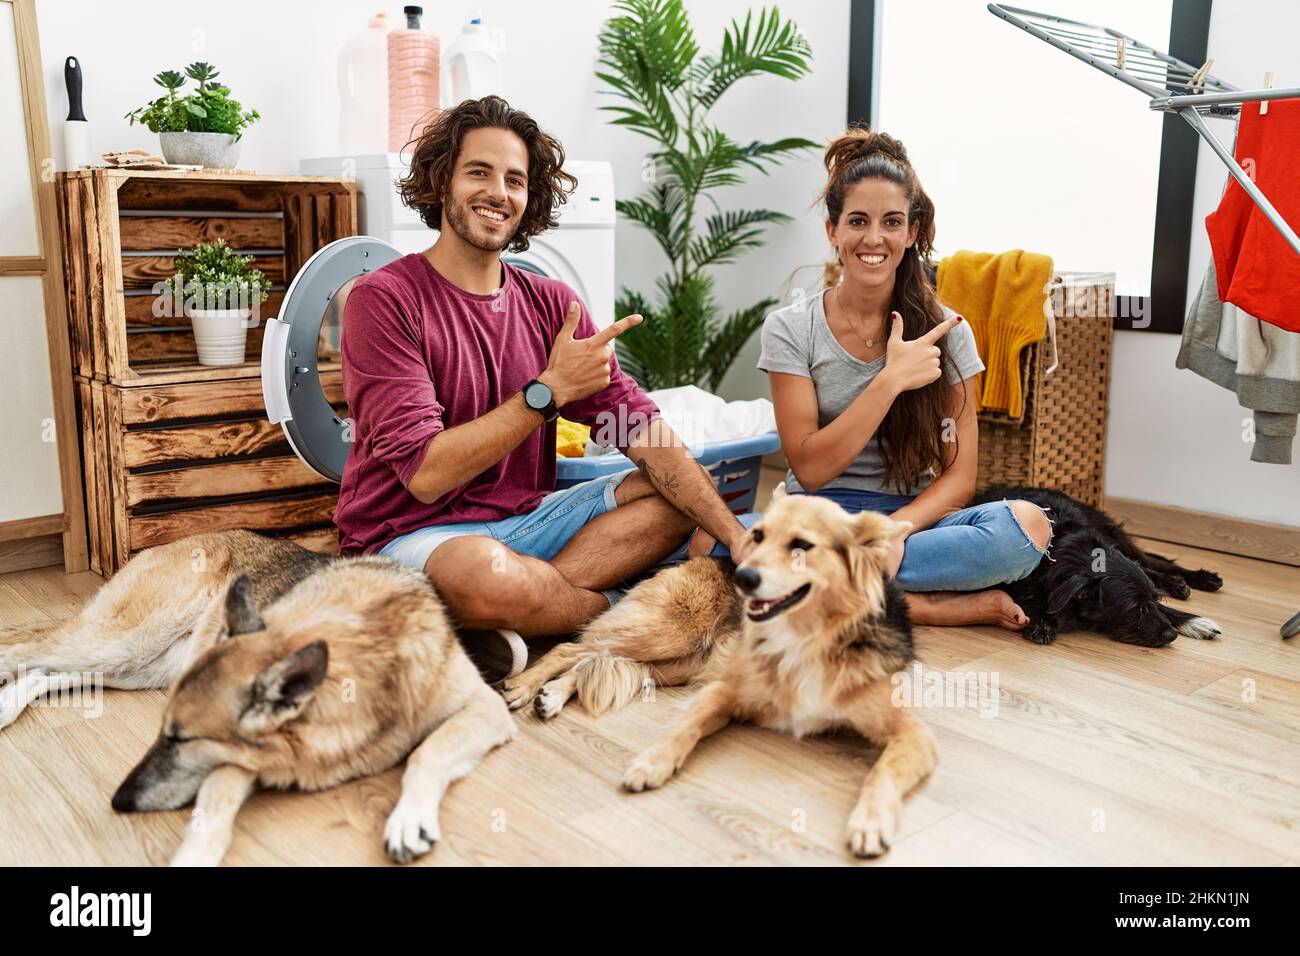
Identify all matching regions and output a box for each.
[388,5,441,153]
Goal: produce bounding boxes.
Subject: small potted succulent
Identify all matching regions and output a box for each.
[125,62,261,168]
[171,239,270,366]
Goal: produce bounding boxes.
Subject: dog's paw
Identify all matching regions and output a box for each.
[1184,569,1223,592]
[0,684,24,730]
[1023,621,1057,645]
[1161,576,1192,600]
[0,671,38,730]
[383,800,441,865]
[622,749,677,792]
[534,685,567,721]
[169,823,230,868]
[499,679,535,712]
[846,798,900,859]
[1176,616,1221,640]
[170,845,226,867]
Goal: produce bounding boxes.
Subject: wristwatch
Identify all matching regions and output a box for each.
[523,378,559,422]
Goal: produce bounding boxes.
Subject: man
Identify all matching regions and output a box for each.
[336,96,751,638]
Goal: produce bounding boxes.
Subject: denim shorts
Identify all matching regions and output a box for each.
[380,468,638,572]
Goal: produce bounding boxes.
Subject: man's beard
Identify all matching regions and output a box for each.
[444,195,515,253]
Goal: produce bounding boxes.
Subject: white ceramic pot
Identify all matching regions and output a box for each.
[189,308,259,366]
[159,131,242,168]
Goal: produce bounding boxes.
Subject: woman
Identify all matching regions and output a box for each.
[758,127,1051,630]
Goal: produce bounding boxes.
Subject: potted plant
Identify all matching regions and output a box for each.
[596,0,817,390]
[171,239,270,366]
[125,62,261,168]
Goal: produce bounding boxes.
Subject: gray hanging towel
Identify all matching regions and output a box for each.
[1176,263,1300,464]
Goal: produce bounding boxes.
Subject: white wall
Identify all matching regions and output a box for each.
[1105,0,1300,526]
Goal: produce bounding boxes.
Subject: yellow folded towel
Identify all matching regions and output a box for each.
[937,249,1054,419]
[556,417,591,458]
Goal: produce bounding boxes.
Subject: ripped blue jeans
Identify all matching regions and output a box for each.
[804,488,1051,592]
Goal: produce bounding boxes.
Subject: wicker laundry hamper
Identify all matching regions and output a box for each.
[974,273,1115,508]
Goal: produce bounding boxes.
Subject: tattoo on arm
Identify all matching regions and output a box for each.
[638,458,684,502]
[636,444,733,539]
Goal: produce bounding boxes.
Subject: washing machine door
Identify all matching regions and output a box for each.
[261,236,403,482]
[504,237,589,311]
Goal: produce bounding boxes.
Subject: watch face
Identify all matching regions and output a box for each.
[525,381,552,409]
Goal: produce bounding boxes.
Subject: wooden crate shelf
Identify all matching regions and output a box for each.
[56,170,356,575]
[75,372,345,575]
[57,169,356,384]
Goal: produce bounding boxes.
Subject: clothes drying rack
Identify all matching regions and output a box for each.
[988,4,1300,638]
[988,4,1300,258]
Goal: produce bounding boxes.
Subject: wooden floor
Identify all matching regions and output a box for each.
[2,469,1299,866]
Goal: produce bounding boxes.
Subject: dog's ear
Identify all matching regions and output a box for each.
[852,512,911,554]
[241,641,329,734]
[886,518,913,541]
[770,481,788,503]
[844,512,910,605]
[1046,574,1092,615]
[221,575,264,641]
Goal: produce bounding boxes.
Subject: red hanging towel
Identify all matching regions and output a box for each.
[1204,98,1300,333]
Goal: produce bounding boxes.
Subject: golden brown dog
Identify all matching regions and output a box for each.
[502,485,939,857]
[0,531,514,865]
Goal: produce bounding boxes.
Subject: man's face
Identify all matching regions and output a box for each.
[441,126,530,252]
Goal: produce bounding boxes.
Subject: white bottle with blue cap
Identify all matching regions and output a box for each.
[443,14,502,106]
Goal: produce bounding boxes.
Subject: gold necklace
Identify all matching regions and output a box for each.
[835,285,883,349]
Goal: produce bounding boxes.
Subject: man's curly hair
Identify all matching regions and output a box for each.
[397,96,577,253]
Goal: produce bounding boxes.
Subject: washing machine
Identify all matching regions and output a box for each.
[266,156,617,485]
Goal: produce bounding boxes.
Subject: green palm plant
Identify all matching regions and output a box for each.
[597,0,817,391]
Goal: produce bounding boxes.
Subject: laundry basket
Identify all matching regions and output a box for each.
[555,432,781,515]
[975,272,1115,508]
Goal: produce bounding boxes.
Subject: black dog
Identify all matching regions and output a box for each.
[971,486,1223,647]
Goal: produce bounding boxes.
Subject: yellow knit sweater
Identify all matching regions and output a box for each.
[937,250,1054,419]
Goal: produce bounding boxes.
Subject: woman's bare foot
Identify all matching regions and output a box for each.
[905,589,1029,631]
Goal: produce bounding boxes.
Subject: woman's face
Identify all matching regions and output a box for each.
[826,178,919,292]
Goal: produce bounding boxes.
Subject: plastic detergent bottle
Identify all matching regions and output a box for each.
[388,5,441,153]
[443,16,503,107]
[337,11,389,155]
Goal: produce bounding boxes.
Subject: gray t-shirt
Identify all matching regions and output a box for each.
[757,289,985,495]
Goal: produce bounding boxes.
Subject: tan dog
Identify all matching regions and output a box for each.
[503,485,938,856]
[0,531,514,865]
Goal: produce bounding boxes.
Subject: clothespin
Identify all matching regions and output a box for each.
[1189,58,1214,92]
[1261,71,1274,116]
[1115,38,1126,70]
